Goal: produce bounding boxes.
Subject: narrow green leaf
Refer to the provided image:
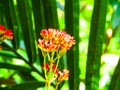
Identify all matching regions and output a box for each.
[65,0,80,90]
[8,0,20,49]
[1,42,44,78]
[117,75,120,90]
[108,58,120,90]
[43,0,59,28]
[16,0,37,63]
[6,81,45,90]
[31,0,45,65]
[0,2,4,24]
[0,63,32,72]
[32,0,46,38]
[0,62,36,81]
[0,51,17,58]
[18,71,36,81]
[85,0,108,90]
[1,0,12,28]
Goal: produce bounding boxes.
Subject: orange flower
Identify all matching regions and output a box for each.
[0,25,6,31]
[0,25,6,34]
[4,30,13,39]
[57,69,69,82]
[42,63,57,71]
[0,25,13,50]
[42,63,50,71]
[0,25,13,39]
[38,28,75,53]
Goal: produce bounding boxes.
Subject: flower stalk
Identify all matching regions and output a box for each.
[38,28,75,89]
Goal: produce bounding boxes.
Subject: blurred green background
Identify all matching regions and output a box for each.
[0,0,120,90]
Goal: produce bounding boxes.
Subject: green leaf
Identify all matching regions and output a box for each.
[85,0,108,90]
[18,71,36,81]
[2,81,45,90]
[0,0,12,27]
[8,0,20,49]
[43,0,59,28]
[0,63,32,72]
[108,57,120,90]
[117,75,120,90]
[32,0,46,38]
[0,2,4,24]
[0,51,17,58]
[16,0,37,63]
[65,0,80,90]
[31,0,45,65]
[0,62,36,81]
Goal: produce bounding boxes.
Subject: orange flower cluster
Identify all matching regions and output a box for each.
[0,25,13,49]
[0,25,13,39]
[42,63,69,82]
[38,28,75,53]
[57,69,69,82]
[38,29,75,88]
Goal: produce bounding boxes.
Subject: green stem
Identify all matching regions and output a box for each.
[48,61,53,79]
[55,82,59,90]
[51,51,55,60]
[45,81,51,90]
[54,57,60,75]
[47,53,50,61]
[43,55,47,79]
[54,52,62,62]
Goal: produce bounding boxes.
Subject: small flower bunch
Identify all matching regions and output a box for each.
[0,25,13,50]
[38,28,75,90]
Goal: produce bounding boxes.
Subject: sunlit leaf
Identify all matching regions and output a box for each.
[0,63,32,72]
[0,51,17,58]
